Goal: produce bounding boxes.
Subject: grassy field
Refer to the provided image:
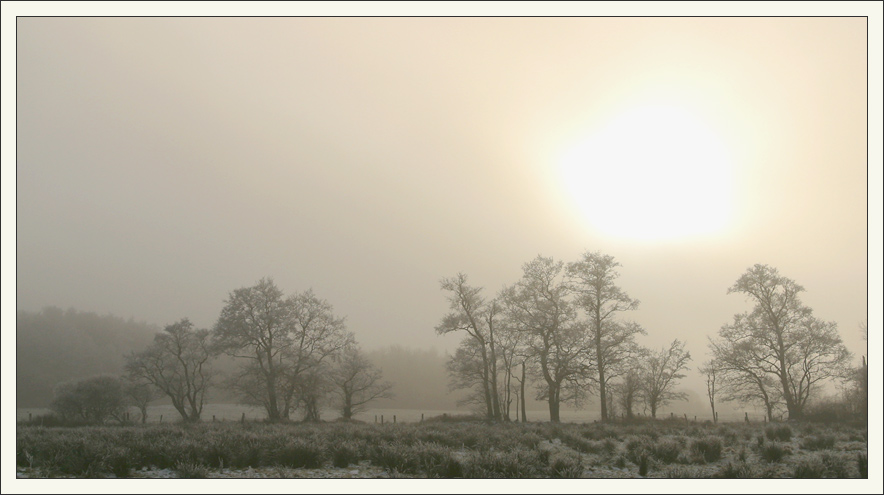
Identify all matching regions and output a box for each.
[15,418,868,479]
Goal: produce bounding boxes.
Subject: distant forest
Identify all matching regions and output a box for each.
[15,307,467,410]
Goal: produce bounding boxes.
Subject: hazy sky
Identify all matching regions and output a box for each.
[10,16,875,364]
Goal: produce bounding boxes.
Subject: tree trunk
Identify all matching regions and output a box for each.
[488,326,501,421]
[548,383,560,423]
[520,363,528,423]
[265,372,281,422]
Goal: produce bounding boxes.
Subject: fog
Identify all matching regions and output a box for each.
[8,16,877,406]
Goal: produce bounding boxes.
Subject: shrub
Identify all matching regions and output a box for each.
[650,438,682,464]
[462,448,542,478]
[331,441,361,468]
[793,457,826,478]
[637,454,650,476]
[548,453,583,478]
[666,465,699,478]
[273,438,326,469]
[800,434,836,451]
[105,447,135,478]
[690,436,723,463]
[759,442,790,463]
[175,459,209,478]
[857,453,867,478]
[716,461,755,478]
[764,424,792,442]
[819,452,852,478]
[49,376,127,425]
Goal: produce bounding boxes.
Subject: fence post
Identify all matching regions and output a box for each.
[213,415,216,423]
[375,415,378,424]
[241,412,246,424]
[393,415,396,424]
[381,415,384,424]
[160,415,163,423]
[744,412,749,424]
[421,413,424,422]
[29,413,32,422]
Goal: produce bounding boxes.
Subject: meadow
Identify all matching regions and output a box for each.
[15,417,867,479]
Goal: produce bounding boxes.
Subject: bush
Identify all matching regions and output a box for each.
[462,448,542,478]
[650,438,682,464]
[800,434,836,451]
[49,376,127,425]
[637,454,650,476]
[666,465,699,478]
[793,458,826,478]
[548,453,583,478]
[857,453,867,478]
[690,436,723,463]
[175,459,209,478]
[273,438,326,468]
[764,424,792,442]
[819,452,852,478]
[331,441,362,468]
[716,461,755,478]
[759,442,790,463]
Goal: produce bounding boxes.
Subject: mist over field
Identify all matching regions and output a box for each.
[5,6,880,487]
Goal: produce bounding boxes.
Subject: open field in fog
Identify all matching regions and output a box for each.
[16,419,867,479]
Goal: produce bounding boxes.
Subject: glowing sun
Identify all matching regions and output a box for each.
[558,103,735,242]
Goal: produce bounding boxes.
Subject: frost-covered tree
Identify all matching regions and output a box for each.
[713,265,852,420]
[126,318,216,422]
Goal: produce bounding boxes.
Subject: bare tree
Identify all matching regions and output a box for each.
[710,335,784,421]
[282,289,354,420]
[125,319,215,422]
[436,273,504,421]
[699,360,719,423]
[611,359,645,420]
[330,346,394,420]
[501,255,593,422]
[496,319,531,421]
[446,338,491,411]
[213,278,295,421]
[123,379,161,424]
[567,251,644,422]
[718,264,852,420]
[213,279,353,422]
[640,339,691,418]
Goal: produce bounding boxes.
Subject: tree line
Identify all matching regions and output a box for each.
[437,253,862,423]
[49,278,393,424]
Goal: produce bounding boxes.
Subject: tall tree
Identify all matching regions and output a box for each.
[640,339,691,418]
[213,278,294,421]
[436,273,503,421]
[717,264,852,420]
[282,289,354,420]
[501,255,593,422]
[330,346,394,420]
[125,318,216,422]
[700,360,719,423]
[611,358,646,420]
[567,251,644,422]
[709,331,783,421]
[213,279,353,421]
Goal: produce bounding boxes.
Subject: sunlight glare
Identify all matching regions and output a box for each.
[558,103,735,242]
